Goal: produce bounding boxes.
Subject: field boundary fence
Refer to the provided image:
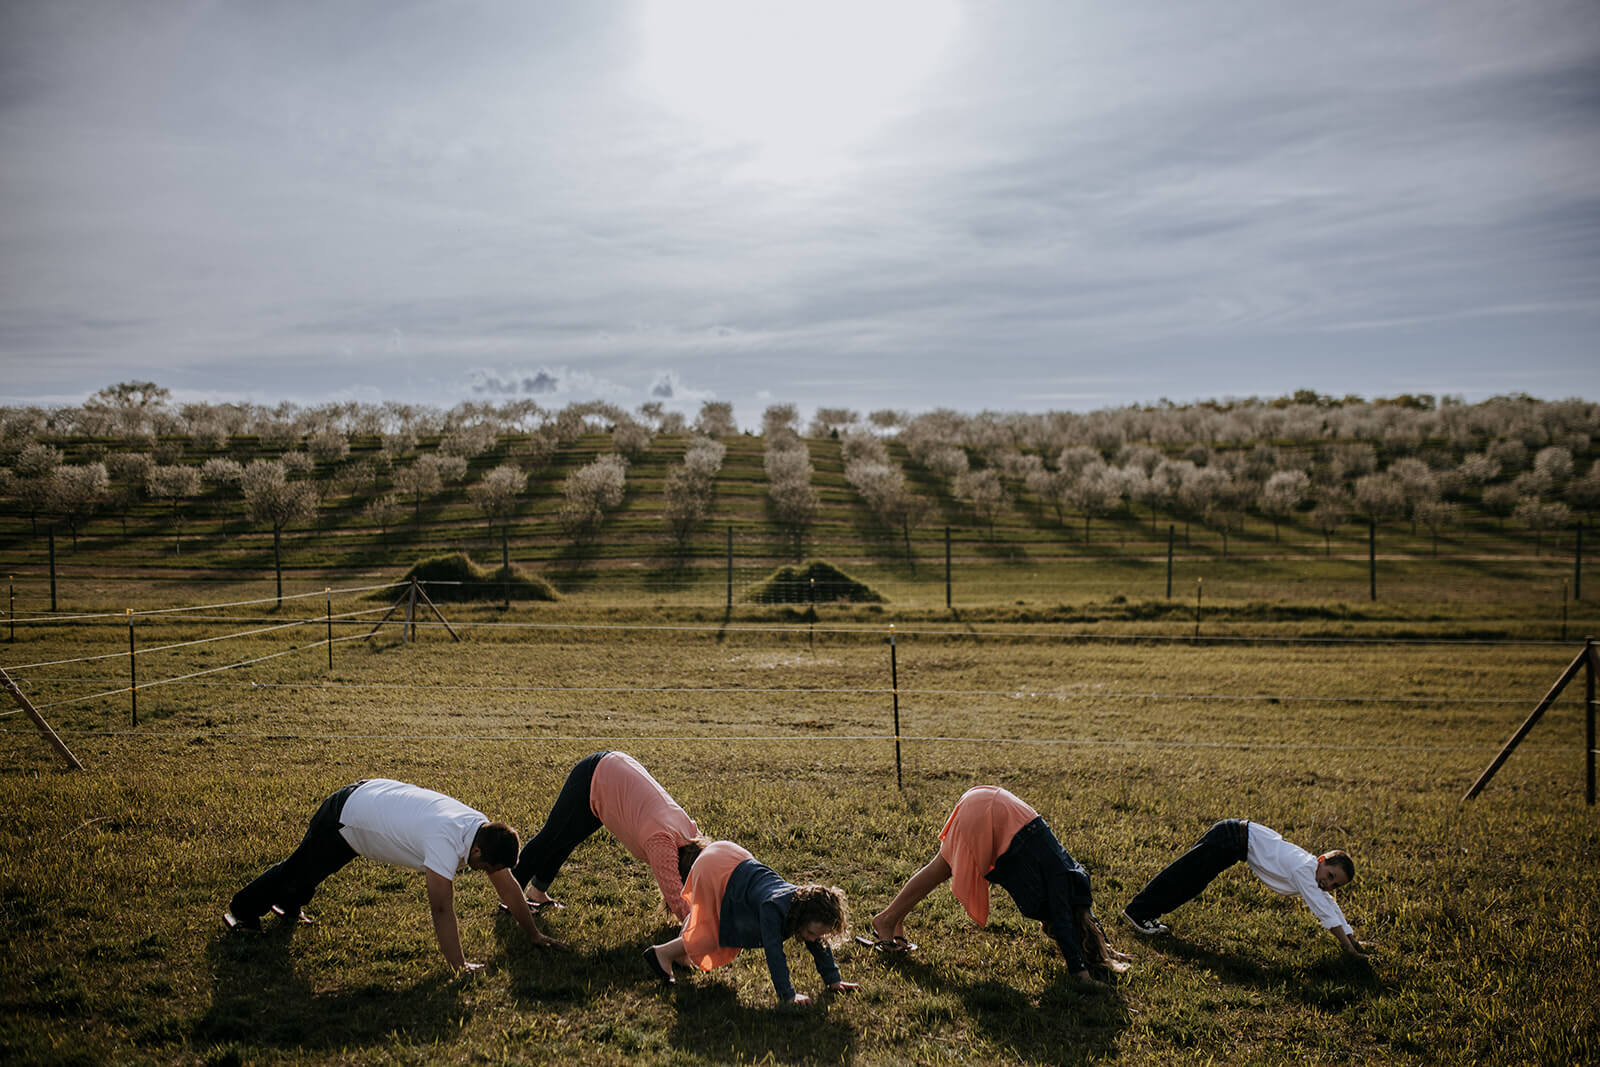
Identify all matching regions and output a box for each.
[5,584,1600,796]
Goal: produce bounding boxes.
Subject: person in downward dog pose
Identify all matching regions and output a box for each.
[867,785,1130,984]
[643,839,859,1005]
[512,750,705,920]
[1121,819,1368,957]
[226,777,561,971]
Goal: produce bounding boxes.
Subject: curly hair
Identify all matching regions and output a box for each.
[782,884,849,941]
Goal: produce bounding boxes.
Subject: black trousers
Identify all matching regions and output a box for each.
[1125,819,1249,922]
[512,751,609,892]
[230,781,365,920]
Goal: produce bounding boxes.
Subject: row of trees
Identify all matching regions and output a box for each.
[4,385,1598,575]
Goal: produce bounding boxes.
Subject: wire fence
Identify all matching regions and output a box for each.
[4,581,1597,795]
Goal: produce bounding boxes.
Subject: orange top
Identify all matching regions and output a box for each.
[679,840,752,971]
[590,751,701,920]
[589,751,700,859]
[938,786,1038,927]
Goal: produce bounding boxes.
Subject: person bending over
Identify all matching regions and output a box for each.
[1121,819,1368,957]
[643,840,858,1005]
[226,778,561,970]
[512,751,705,920]
[869,785,1130,985]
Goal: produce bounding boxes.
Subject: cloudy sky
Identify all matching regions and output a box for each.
[2,0,1596,428]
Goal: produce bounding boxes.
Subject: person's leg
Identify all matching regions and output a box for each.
[512,751,607,896]
[872,852,953,941]
[1124,819,1246,923]
[230,782,362,921]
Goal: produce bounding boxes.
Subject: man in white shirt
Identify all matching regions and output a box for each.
[226,778,561,970]
[1120,819,1368,957]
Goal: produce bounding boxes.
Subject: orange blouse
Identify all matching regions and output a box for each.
[937,785,1038,926]
[589,751,701,918]
[678,840,752,971]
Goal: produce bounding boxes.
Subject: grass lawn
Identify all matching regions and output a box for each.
[2,598,1598,1065]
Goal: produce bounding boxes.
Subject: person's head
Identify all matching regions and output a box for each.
[1073,907,1118,970]
[678,836,712,882]
[1316,850,1355,892]
[468,821,519,872]
[783,884,849,945]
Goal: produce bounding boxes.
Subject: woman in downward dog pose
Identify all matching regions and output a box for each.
[512,751,705,920]
[643,840,858,1005]
[867,785,1130,984]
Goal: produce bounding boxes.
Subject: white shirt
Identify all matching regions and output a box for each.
[1245,823,1353,934]
[337,779,485,880]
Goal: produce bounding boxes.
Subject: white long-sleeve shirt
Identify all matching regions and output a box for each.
[1245,823,1353,935]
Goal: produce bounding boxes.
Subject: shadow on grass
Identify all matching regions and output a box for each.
[195,928,468,1052]
[866,950,1129,1064]
[1144,936,1384,1011]
[666,979,857,1064]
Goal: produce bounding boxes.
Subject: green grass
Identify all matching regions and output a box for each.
[2,604,1598,1064]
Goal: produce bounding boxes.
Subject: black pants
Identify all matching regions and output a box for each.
[512,751,609,892]
[1125,819,1249,922]
[230,781,365,920]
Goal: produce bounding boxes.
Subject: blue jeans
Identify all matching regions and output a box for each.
[230,781,365,920]
[512,751,609,891]
[1125,819,1249,922]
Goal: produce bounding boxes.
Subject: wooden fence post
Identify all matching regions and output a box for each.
[1166,525,1174,600]
[889,624,902,791]
[1586,636,1595,807]
[1464,645,1588,800]
[127,609,137,727]
[0,666,83,770]
[1368,520,1377,602]
[726,526,733,611]
[944,527,952,610]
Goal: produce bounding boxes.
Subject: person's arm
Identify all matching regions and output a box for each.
[806,940,858,993]
[425,869,475,971]
[759,902,799,1002]
[1332,927,1369,957]
[643,833,690,920]
[488,866,564,948]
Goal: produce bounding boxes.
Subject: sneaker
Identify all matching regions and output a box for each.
[1120,910,1169,937]
[271,904,313,925]
[223,911,263,934]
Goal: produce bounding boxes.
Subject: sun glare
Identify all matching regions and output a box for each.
[635,0,957,180]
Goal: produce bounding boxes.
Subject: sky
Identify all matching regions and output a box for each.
[2,0,1597,430]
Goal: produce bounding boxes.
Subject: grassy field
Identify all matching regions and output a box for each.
[2,590,1598,1065]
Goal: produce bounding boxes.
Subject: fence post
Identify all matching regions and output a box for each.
[0,666,84,770]
[1576,521,1584,601]
[127,609,137,727]
[1195,577,1203,638]
[1587,635,1595,807]
[1562,580,1569,642]
[7,575,12,642]
[326,588,334,670]
[889,624,902,791]
[1368,520,1377,602]
[944,527,952,610]
[48,527,57,612]
[406,579,418,643]
[726,526,733,611]
[1166,525,1174,599]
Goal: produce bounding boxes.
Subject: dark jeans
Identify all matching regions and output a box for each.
[230,781,365,920]
[512,751,609,891]
[1125,818,1249,922]
[986,816,1093,973]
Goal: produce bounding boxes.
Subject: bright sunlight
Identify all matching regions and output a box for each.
[634,0,958,180]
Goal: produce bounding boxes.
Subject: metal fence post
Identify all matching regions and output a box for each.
[127,609,137,727]
[890,624,902,791]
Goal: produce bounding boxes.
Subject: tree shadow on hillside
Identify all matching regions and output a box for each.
[863,950,1128,1064]
[195,928,467,1052]
[665,978,857,1064]
[1142,936,1383,1011]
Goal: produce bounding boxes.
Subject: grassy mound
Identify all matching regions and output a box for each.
[385,551,561,602]
[743,559,886,604]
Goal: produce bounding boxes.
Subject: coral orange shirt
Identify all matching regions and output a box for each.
[679,840,752,971]
[938,786,1038,926]
[589,751,701,919]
